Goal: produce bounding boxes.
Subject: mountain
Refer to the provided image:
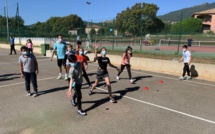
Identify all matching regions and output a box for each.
[158,2,215,22]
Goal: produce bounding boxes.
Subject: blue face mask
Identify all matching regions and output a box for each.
[70,63,76,67]
[102,51,106,55]
[79,51,83,55]
[22,51,28,55]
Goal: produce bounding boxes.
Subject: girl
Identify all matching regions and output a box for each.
[88,45,119,103]
[116,47,134,83]
[26,39,33,54]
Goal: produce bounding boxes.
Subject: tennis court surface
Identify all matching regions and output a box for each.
[1,48,215,134]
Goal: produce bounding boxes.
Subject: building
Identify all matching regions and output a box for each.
[193,8,215,33]
[68,28,81,35]
[85,25,101,35]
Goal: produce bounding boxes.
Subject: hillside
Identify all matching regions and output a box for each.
[158,2,215,22]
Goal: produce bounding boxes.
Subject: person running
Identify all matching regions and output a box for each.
[88,45,119,103]
[26,39,34,54]
[50,35,68,80]
[19,46,39,97]
[67,55,87,116]
[179,45,192,80]
[9,35,17,55]
[76,47,91,88]
[116,47,134,83]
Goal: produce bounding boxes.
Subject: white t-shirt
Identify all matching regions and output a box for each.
[183,51,191,63]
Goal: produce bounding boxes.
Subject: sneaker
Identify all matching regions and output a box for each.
[110,97,117,103]
[130,79,135,84]
[88,90,93,96]
[116,76,119,80]
[186,76,192,80]
[71,98,77,107]
[179,76,185,80]
[57,75,62,80]
[26,92,31,96]
[33,92,38,97]
[77,109,87,116]
[64,75,68,80]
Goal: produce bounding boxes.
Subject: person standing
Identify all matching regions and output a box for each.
[9,35,17,55]
[67,55,87,116]
[179,45,192,80]
[50,35,68,80]
[88,45,119,103]
[116,47,134,83]
[26,39,34,54]
[187,36,193,47]
[19,46,39,97]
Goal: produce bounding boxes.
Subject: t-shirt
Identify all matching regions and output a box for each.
[27,43,33,48]
[121,52,131,65]
[183,51,191,63]
[10,38,15,45]
[65,50,76,65]
[187,39,193,45]
[68,62,83,84]
[97,57,110,70]
[19,54,36,73]
[53,42,66,59]
[76,55,87,69]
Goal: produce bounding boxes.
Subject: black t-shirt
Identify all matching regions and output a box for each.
[97,57,110,70]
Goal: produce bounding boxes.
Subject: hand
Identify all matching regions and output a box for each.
[85,67,88,71]
[20,73,24,78]
[35,70,39,75]
[50,57,53,61]
[94,44,99,49]
[66,90,72,98]
[116,67,120,71]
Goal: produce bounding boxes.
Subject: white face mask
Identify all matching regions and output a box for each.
[58,39,62,44]
[183,48,186,52]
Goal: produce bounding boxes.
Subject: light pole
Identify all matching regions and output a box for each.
[86,1,91,40]
[5,0,9,41]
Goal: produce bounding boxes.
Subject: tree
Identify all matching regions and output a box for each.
[90,28,96,36]
[98,28,105,36]
[170,18,202,34]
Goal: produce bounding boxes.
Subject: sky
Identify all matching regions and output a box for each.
[0,0,215,25]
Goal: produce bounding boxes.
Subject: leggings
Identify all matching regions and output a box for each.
[117,64,132,79]
[82,68,91,86]
[182,63,190,77]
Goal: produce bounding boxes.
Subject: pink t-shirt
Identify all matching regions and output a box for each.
[121,53,131,65]
[27,43,33,49]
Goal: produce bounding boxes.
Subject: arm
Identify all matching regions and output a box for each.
[50,49,56,61]
[109,62,119,71]
[94,44,98,59]
[188,56,191,65]
[84,60,88,70]
[67,78,73,98]
[19,63,24,78]
[179,56,184,63]
[34,58,39,74]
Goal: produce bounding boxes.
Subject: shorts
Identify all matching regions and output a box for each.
[96,70,109,80]
[57,59,66,67]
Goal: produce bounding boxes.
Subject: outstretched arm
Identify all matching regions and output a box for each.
[109,63,119,71]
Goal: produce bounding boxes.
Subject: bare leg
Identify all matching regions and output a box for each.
[90,79,99,92]
[104,77,113,98]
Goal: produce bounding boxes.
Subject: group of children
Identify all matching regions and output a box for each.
[18,35,192,116]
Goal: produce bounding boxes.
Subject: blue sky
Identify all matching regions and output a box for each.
[0,0,214,25]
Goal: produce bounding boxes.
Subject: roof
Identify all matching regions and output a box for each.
[86,25,101,28]
[193,8,215,15]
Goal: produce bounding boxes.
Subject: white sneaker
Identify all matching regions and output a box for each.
[64,75,68,80]
[57,75,62,80]
[186,76,192,80]
[130,79,135,84]
[179,76,185,80]
[26,92,31,96]
[116,76,119,80]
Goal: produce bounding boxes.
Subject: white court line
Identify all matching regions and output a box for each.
[0,59,50,65]
[89,63,215,87]
[96,87,215,125]
[0,70,97,88]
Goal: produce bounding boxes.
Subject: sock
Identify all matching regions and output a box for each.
[59,73,62,77]
[65,73,68,77]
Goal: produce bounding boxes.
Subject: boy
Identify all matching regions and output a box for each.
[179,45,192,80]
[50,35,67,80]
[9,35,17,55]
[67,55,86,116]
[19,46,39,97]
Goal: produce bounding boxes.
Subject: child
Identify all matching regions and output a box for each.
[76,40,82,52]
[88,45,119,103]
[67,55,87,116]
[76,47,91,88]
[26,39,33,53]
[116,47,134,83]
[65,44,76,67]
[9,35,17,55]
[19,46,39,97]
[179,45,192,80]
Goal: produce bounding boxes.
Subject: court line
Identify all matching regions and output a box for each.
[96,87,215,125]
[0,59,50,65]
[89,63,215,87]
[0,70,97,88]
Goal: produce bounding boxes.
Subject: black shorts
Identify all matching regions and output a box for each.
[57,59,66,67]
[96,70,109,80]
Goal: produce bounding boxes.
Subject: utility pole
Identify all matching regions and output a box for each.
[86,1,91,40]
[177,10,183,55]
[5,0,9,42]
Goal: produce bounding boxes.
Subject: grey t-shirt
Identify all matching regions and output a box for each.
[19,54,36,73]
[68,62,83,84]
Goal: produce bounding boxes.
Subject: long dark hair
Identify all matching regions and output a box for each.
[27,39,32,44]
[124,46,132,57]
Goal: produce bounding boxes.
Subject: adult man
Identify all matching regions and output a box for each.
[50,35,68,80]
[9,35,17,55]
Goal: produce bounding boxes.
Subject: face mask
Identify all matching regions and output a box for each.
[183,48,186,52]
[22,51,28,55]
[102,51,106,55]
[70,63,76,67]
[58,39,62,44]
[79,51,83,55]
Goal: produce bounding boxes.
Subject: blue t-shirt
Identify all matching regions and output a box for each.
[187,39,193,45]
[53,42,66,59]
[10,37,15,45]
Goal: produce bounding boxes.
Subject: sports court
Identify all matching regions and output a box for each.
[1,48,215,134]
